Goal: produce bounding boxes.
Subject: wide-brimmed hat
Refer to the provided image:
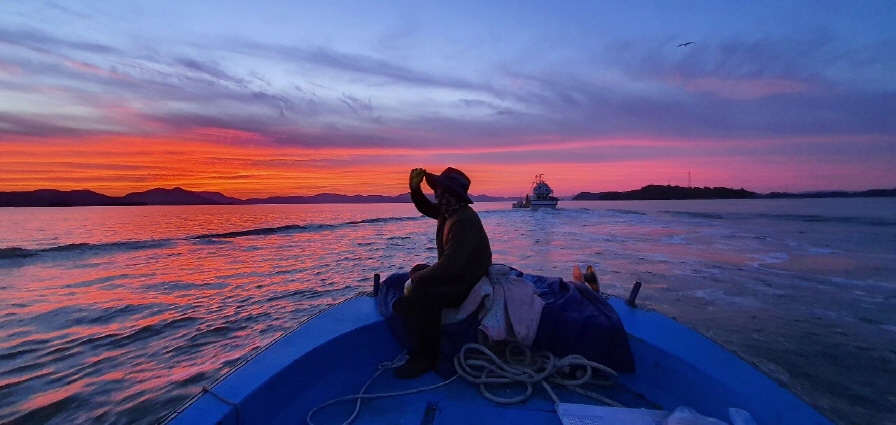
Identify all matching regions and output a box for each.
[424,167,474,204]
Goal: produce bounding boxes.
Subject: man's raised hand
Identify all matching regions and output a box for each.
[409,168,426,188]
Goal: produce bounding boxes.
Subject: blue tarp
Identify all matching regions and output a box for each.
[377,267,635,376]
[522,271,635,373]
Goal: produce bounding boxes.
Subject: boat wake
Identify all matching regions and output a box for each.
[192,216,420,240]
[0,240,173,261]
[1,215,423,263]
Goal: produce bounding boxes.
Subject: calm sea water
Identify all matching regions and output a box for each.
[1,199,894,425]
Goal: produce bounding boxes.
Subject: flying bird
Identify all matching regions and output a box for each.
[677,41,695,47]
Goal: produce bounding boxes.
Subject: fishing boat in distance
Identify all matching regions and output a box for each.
[512,174,559,209]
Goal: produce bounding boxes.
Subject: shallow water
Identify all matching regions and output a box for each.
[1,198,894,424]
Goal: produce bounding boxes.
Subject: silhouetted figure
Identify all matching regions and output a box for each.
[677,41,695,47]
[393,167,492,379]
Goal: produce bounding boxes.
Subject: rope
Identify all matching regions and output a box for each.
[307,343,623,425]
[453,343,624,408]
[306,352,458,425]
[201,385,241,425]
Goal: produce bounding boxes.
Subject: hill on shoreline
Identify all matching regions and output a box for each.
[0,187,514,207]
[571,184,896,201]
[1,185,893,207]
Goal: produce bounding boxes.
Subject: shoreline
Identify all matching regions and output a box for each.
[2,185,894,208]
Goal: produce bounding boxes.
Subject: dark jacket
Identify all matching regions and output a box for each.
[410,187,492,294]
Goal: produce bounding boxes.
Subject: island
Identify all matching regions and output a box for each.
[1,185,893,207]
[571,185,895,201]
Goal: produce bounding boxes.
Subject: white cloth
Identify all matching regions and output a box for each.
[441,264,545,347]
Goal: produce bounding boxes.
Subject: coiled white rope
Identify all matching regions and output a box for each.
[307,343,623,425]
[453,343,623,407]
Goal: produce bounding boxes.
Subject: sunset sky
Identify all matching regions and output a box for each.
[1,1,894,198]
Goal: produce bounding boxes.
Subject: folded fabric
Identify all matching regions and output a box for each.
[442,264,545,347]
[481,264,544,346]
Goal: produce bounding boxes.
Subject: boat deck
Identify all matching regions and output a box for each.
[165,295,835,425]
[279,348,661,425]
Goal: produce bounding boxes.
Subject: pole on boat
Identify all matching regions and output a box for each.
[373,273,380,296]
[626,280,642,307]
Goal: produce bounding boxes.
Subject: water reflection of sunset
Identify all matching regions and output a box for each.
[1,204,417,424]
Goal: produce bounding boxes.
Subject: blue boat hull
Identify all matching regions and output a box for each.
[162,294,834,425]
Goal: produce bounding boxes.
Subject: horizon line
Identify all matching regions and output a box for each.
[4,184,896,200]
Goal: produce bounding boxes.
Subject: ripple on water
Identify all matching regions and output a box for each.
[1,201,894,424]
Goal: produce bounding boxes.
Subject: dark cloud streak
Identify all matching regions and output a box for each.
[175,58,248,86]
[0,112,94,138]
[0,27,118,55]
[1,23,893,154]
[224,40,498,95]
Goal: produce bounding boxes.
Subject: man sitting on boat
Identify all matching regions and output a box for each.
[392,167,493,379]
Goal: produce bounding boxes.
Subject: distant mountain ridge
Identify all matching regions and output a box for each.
[120,187,224,205]
[0,189,136,207]
[1,185,893,207]
[572,185,756,201]
[0,188,514,207]
[0,187,227,207]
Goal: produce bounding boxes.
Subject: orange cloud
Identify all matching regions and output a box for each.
[0,131,428,197]
[2,130,890,198]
